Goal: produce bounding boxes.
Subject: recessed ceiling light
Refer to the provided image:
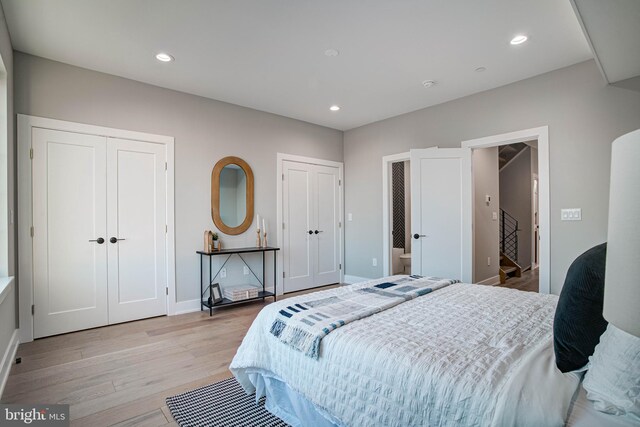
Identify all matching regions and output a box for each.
[155,52,174,62]
[475,67,487,73]
[510,35,528,45]
[329,105,340,111]
[324,49,340,57]
[422,80,437,88]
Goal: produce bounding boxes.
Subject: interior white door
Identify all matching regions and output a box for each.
[106,138,168,324]
[313,164,341,286]
[282,161,315,292]
[410,148,472,282]
[282,160,341,293]
[32,128,108,338]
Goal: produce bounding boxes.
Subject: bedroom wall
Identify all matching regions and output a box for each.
[472,147,499,283]
[14,52,343,303]
[0,1,16,381]
[344,59,640,294]
[499,147,532,268]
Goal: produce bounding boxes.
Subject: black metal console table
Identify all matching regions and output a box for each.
[197,246,280,316]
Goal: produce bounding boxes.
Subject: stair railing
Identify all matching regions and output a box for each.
[500,209,519,262]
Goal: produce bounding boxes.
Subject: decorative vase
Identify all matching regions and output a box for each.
[213,240,219,250]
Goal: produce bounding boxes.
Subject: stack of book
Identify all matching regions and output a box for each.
[223,285,260,302]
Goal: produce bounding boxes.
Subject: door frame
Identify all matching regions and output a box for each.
[276,153,344,295]
[462,126,550,294]
[381,152,410,277]
[18,115,176,343]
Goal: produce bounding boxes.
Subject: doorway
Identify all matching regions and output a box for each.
[463,126,550,294]
[18,115,176,342]
[277,154,344,294]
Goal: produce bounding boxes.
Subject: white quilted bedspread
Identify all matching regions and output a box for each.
[231,279,578,427]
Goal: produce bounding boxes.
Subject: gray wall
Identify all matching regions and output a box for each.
[0,2,16,366]
[14,52,343,302]
[499,147,532,268]
[344,60,640,294]
[473,147,499,283]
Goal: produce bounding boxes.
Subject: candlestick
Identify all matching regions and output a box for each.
[263,231,268,248]
[262,218,266,234]
[256,214,260,231]
[256,228,262,247]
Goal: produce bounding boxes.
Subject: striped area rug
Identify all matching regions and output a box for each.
[166,377,289,427]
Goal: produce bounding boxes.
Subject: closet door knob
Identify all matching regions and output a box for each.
[314,230,323,234]
[89,237,105,244]
[413,234,426,239]
[308,230,313,235]
[110,237,126,243]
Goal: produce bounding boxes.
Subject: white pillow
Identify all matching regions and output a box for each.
[583,324,640,422]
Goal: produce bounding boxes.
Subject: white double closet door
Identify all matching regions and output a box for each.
[283,160,341,293]
[32,128,168,338]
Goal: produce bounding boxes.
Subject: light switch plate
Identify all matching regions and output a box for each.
[492,212,498,221]
[243,266,250,275]
[561,208,582,221]
[220,268,227,278]
[348,213,353,221]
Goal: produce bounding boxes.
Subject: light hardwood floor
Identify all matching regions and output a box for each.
[2,285,337,427]
[496,267,539,293]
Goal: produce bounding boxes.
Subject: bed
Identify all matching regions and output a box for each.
[231,276,587,426]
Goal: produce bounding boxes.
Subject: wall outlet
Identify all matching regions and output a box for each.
[561,208,582,221]
[348,213,353,221]
[372,258,377,267]
[487,257,491,266]
[243,266,250,275]
[220,268,227,278]
[492,212,498,221]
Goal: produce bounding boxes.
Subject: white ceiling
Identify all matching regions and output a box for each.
[1,0,592,130]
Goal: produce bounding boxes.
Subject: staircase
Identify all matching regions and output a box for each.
[499,208,522,284]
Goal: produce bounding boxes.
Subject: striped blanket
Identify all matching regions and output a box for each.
[270,275,459,358]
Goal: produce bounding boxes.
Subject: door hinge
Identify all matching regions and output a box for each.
[282,222,285,229]
[165,162,167,170]
[165,224,168,233]
[30,148,34,159]
[30,226,34,237]
[339,263,342,270]
[339,221,341,228]
[283,271,286,278]
[31,305,34,316]
[339,179,341,186]
[282,173,284,181]
[166,287,169,295]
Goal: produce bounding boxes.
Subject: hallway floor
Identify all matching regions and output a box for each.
[496,267,539,293]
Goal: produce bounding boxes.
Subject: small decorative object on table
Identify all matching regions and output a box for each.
[212,232,219,250]
[256,213,262,247]
[204,230,213,252]
[208,283,223,306]
[262,218,268,248]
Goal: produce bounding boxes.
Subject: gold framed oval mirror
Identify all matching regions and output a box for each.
[211,156,254,235]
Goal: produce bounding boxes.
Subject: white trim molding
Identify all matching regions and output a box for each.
[276,153,344,295]
[17,115,177,343]
[0,329,19,398]
[381,152,410,277]
[462,126,550,294]
[476,275,501,286]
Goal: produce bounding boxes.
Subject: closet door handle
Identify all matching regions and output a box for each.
[89,237,105,244]
[110,237,126,244]
[413,234,426,239]
[314,230,323,234]
[307,230,313,235]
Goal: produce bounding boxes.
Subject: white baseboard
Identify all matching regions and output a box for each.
[173,299,200,315]
[343,275,372,285]
[476,275,501,286]
[0,329,19,399]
